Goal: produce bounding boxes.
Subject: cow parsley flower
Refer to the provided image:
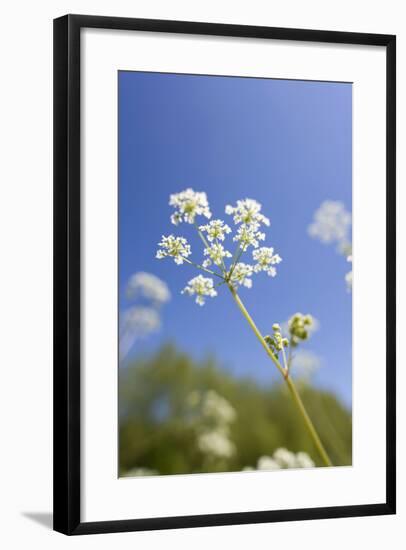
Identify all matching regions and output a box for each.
[156,235,191,265]
[308,200,351,246]
[295,452,315,469]
[201,390,237,425]
[119,306,161,360]
[182,275,217,306]
[199,219,231,242]
[229,262,254,289]
[126,272,171,304]
[252,247,282,276]
[251,449,315,471]
[203,243,232,267]
[233,223,265,251]
[225,198,270,228]
[123,467,159,477]
[197,430,236,459]
[169,188,212,225]
[257,456,281,471]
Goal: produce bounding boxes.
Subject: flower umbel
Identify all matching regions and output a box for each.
[199,219,231,242]
[182,275,217,306]
[156,189,281,304]
[225,198,270,228]
[169,188,211,225]
[252,247,282,276]
[308,200,351,246]
[203,243,232,267]
[126,271,171,304]
[233,223,265,251]
[228,262,254,289]
[156,235,191,265]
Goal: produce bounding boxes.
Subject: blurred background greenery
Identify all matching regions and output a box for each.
[119,344,352,476]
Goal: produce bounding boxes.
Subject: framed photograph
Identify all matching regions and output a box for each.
[53,14,396,535]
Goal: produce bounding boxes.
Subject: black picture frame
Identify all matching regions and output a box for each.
[53,14,396,536]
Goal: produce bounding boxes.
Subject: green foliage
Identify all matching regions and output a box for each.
[119,344,352,475]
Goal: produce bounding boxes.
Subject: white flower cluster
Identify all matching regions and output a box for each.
[169,188,211,225]
[156,235,191,265]
[203,242,232,267]
[156,189,282,304]
[126,271,171,304]
[308,200,353,292]
[121,306,161,336]
[308,200,351,246]
[122,467,158,477]
[188,390,237,460]
[233,223,265,251]
[244,448,315,471]
[252,247,282,277]
[229,262,254,289]
[225,198,270,227]
[181,274,217,306]
[199,219,231,242]
[201,390,237,425]
[120,272,171,361]
[197,431,235,459]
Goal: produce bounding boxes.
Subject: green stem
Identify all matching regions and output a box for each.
[284,376,332,467]
[228,286,285,377]
[183,258,224,280]
[194,222,211,250]
[228,245,245,281]
[228,285,332,467]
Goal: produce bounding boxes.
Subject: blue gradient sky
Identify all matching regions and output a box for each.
[118,71,352,407]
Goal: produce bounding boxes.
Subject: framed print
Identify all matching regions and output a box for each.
[53,14,396,535]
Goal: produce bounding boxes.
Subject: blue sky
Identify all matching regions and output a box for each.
[118,71,352,407]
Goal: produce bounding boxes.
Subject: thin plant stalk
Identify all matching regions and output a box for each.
[228,284,333,467]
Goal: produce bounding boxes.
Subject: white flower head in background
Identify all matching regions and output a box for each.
[126,271,171,304]
[121,306,161,335]
[188,389,237,460]
[181,275,217,306]
[156,235,191,265]
[308,200,353,292]
[119,306,161,360]
[197,430,236,459]
[122,467,158,477]
[257,456,281,470]
[201,390,237,425]
[120,272,171,361]
[169,188,212,225]
[308,200,351,246]
[245,448,315,471]
[156,189,281,304]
